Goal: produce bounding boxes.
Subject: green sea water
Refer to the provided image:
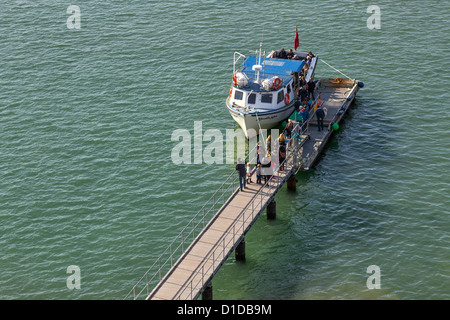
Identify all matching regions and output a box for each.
[0,1,449,300]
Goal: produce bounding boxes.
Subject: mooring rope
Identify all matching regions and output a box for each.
[253,109,267,150]
[320,58,355,81]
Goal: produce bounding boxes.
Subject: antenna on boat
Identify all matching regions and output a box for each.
[252,41,263,84]
[262,49,266,80]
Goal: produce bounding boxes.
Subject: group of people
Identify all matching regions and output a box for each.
[270,48,296,60]
[236,159,263,191]
[270,48,315,62]
[294,98,326,133]
[295,99,326,133]
[235,133,288,191]
[265,134,286,165]
[299,51,315,79]
[236,103,326,191]
[296,77,316,105]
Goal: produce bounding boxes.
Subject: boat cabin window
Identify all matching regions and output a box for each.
[277,90,284,104]
[261,93,273,104]
[247,93,256,104]
[234,90,244,101]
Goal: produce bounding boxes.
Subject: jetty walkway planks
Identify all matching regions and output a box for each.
[126,78,361,300]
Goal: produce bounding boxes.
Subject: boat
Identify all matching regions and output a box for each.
[225,42,318,138]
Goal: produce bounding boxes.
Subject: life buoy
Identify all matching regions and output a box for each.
[284,93,289,105]
[273,77,281,89]
[229,87,233,98]
[232,73,237,85]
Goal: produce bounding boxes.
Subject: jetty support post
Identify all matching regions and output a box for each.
[202,281,213,300]
[235,237,246,261]
[287,173,298,192]
[267,199,276,220]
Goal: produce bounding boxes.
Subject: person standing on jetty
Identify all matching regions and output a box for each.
[315,105,326,132]
[307,78,316,100]
[246,162,252,184]
[256,164,262,184]
[278,133,287,171]
[236,158,246,191]
[299,106,309,131]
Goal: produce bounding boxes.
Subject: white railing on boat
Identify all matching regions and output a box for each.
[233,52,246,75]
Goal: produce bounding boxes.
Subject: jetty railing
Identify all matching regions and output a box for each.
[125,137,263,300]
[124,167,239,300]
[174,123,306,300]
[125,118,315,300]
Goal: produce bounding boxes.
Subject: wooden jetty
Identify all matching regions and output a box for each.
[297,78,362,170]
[125,78,362,300]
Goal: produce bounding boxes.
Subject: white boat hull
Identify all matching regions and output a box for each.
[226,103,295,138]
[225,48,318,138]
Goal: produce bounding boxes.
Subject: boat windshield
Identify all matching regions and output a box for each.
[261,93,273,104]
[248,93,256,104]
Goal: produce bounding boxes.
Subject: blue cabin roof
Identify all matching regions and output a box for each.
[237,56,305,91]
[241,56,305,74]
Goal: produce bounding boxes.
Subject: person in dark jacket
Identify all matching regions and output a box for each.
[279,143,286,172]
[278,48,287,59]
[284,119,294,138]
[236,158,246,191]
[298,76,306,88]
[286,48,294,59]
[299,85,308,104]
[307,78,316,100]
[299,106,309,132]
[293,97,301,112]
[315,105,326,131]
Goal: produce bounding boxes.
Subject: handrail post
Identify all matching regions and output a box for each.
[146,273,149,297]
[181,230,184,252]
[252,199,254,218]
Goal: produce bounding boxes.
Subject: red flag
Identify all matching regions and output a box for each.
[294,26,299,51]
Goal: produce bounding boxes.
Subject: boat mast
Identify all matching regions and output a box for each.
[253,41,263,84]
[258,41,262,65]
